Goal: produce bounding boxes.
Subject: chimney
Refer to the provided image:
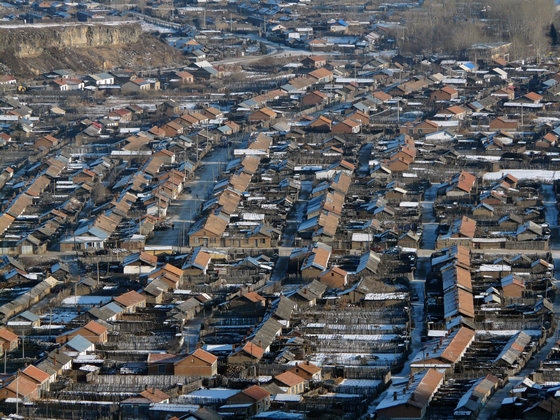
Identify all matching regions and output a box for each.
[393,391,398,401]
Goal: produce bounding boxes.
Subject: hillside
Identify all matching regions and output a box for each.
[0,22,187,78]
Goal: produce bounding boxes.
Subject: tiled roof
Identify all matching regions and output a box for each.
[441,327,475,363]
[113,290,145,308]
[82,320,108,337]
[242,385,270,401]
[191,348,218,365]
[22,365,50,384]
[275,370,305,387]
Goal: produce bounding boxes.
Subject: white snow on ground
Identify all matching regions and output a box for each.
[483,170,560,181]
[61,296,112,306]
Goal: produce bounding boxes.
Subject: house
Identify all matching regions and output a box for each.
[174,348,218,377]
[21,365,52,397]
[489,116,518,131]
[273,371,306,394]
[375,369,445,419]
[454,374,500,418]
[228,342,265,365]
[248,107,278,123]
[302,90,328,107]
[431,85,459,101]
[121,388,170,419]
[300,243,331,279]
[189,212,229,247]
[183,248,212,276]
[175,71,194,84]
[302,56,327,68]
[288,361,322,382]
[0,327,18,353]
[410,327,475,373]
[308,67,334,83]
[319,266,348,289]
[331,118,361,134]
[88,72,114,86]
[0,374,39,401]
[445,171,477,197]
[113,290,146,313]
[35,134,59,150]
[308,115,333,132]
[8,310,40,331]
[501,274,525,298]
[121,78,153,93]
[122,252,158,275]
[223,385,271,417]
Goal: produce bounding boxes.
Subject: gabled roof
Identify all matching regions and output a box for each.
[0,327,18,343]
[238,342,264,359]
[113,290,146,308]
[82,320,108,337]
[275,370,305,387]
[440,327,475,363]
[189,348,218,365]
[242,385,270,401]
[139,388,170,403]
[21,365,50,384]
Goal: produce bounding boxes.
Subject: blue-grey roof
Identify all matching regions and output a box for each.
[65,334,93,353]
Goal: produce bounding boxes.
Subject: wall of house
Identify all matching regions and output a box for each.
[174,358,216,377]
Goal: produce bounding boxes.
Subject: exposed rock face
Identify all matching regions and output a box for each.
[0,23,143,58]
[0,23,185,77]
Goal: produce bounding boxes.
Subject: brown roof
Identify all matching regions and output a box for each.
[229,172,252,193]
[0,213,15,236]
[113,290,146,308]
[193,251,211,269]
[459,216,476,238]
[190,348,218,365]
[410,368,444,409]
[317,211,339,237]
[242,342,264,359]
[456,266,472,291]
[308,67,333,80]
[524,91,543,102]
[82,320,108,337]
[6,376,37,398]
[441,85,458,95]
[457,288,475,318]
[290,362,321,379]
[161,263,184,277]
[446,105,466,115]
[441,327,475,363]
[372,90,392,102]
[457,171,476,193]
[137,252,158,266]
[7,194,33,218]
[243,291,265,303]
[242,385,270,401]
[147,353,175,364]
[241,155,261,175]
[275,370,305,387]
[249,133,272,151]
[139,388,170,403]
[22,365,50,384]
[26,175,51,198]
[455,246,470,268]
[217,189,241,215]
[0,327,18,343]
[312,246,331,269]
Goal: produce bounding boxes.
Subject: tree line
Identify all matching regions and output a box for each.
[398,0,556,60]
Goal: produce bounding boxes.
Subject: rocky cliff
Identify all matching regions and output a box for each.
[0,23,186,77]
[0,23,143,59]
